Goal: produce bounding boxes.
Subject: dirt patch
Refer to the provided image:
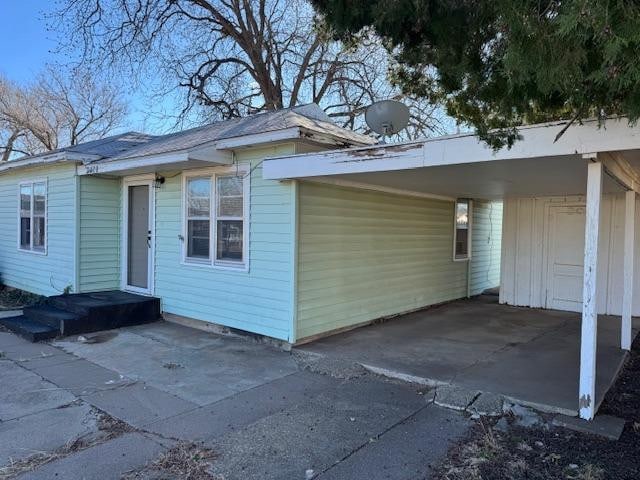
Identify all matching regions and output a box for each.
[434,336,640,480]
[123,442,218,480]
[0,286,45,311]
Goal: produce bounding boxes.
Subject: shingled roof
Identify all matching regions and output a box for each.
[1,104,373,174]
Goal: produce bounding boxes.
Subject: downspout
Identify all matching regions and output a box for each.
[73,165,81,293]
[289,179,299,344]
[466,200,474,298]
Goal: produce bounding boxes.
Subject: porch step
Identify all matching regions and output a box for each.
[1,291,161,343]
[23,305,84,336]
[0,315,59,342]
[48,291,160,331]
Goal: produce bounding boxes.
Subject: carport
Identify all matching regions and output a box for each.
[296,295,639,416]
[264,118,640,420]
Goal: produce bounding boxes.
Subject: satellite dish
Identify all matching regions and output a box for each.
[365,100,410,141]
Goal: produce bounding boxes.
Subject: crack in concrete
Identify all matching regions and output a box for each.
[448,317,571,384]
[313,403,432,479]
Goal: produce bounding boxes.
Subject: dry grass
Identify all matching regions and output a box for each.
[0,411,131,480]
[123,442,219,480]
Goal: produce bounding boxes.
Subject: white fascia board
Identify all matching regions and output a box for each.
[78,147,233,175]
[263,117,640,180]
[0,151,100,174]
[600,152,640,193]
[263,142,425,179]
[78,151,191,175]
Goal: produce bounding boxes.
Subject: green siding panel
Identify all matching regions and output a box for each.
[470,200,503,296]
[0,163,77,295]
[296,183,468,340]
[153,145,296,341]
[78,175,121,292]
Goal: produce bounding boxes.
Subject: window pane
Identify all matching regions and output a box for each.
[456,201,469,228]
[455,228,468,257]
[20,185,31,216]
[187,219,210,259]
[34,183,46,215]
[455,200,469,258]
[33,216,45,250]
[187,178,210,217]
[217,176,243,217]
[216,220,243,262]
[20,218,31,248]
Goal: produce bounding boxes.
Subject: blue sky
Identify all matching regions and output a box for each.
[0,1,167,133]
[0,2,58,82]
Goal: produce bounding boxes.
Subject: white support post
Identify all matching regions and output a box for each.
[579,160,603,420]
[622,190,636,350]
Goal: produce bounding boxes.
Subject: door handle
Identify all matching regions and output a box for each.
[147,230,151,248]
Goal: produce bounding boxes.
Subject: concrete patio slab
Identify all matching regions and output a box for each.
[0,361,76,421]
[207,377,430,480]
[17,432,167,480]
[30,357,131,396]
[82,383,198,429]
[145,371,337,441]
[0,403,98,466]
[297,297,640,416]
[316,406,469,480]
[552,413,626,440]
[54,325,299,405]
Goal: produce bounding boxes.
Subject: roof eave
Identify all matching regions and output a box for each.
[0,151,100,174]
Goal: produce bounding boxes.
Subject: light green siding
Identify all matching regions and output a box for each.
[295,183,468,341]
[469,200,503,296]
[0,163,77,295]
[153,144,297,341]
[78,175,121,292]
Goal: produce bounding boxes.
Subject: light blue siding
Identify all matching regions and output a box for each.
[0,163,77,295]
[153,145,296,341]
[78,175,121,292]
[470,200,503,296]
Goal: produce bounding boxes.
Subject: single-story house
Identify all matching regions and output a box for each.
[0,103,502,348]
[1,104,639,420]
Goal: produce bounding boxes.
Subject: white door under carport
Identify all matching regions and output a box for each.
[544,204,586,312]
[500,194,640,315]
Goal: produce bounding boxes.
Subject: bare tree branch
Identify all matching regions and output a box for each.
[52,0,444,138]
[0,67,128,161]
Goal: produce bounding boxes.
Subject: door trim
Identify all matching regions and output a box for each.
[542,202,585,310]
[121,175,155,295]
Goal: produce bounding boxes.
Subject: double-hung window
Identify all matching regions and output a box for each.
[184,170,248,269]
[19,180,47,253]
[453,199,471,261]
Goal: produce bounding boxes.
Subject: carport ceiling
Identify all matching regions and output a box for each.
[320,154,625,200]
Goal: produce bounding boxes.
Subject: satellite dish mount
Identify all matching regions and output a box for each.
[365,100,410,143]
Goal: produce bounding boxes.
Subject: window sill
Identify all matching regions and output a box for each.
[181,259,249,273]
[453,256,470,262]
[17,247,47,256]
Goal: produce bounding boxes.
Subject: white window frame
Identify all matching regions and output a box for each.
[453,198,472,262]
[17,178,48,255]
[181,165,250,272]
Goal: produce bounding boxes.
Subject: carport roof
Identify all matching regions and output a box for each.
[263,117,640,200]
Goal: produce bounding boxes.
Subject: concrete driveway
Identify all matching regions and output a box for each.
[298,296,640,416]
[0,322,469,480]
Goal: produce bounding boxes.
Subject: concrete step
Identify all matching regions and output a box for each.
[23,305,85,336]
[0,315,59,342]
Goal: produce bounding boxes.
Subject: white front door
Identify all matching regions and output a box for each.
[123,177,154,294]
[545,205,586,312]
